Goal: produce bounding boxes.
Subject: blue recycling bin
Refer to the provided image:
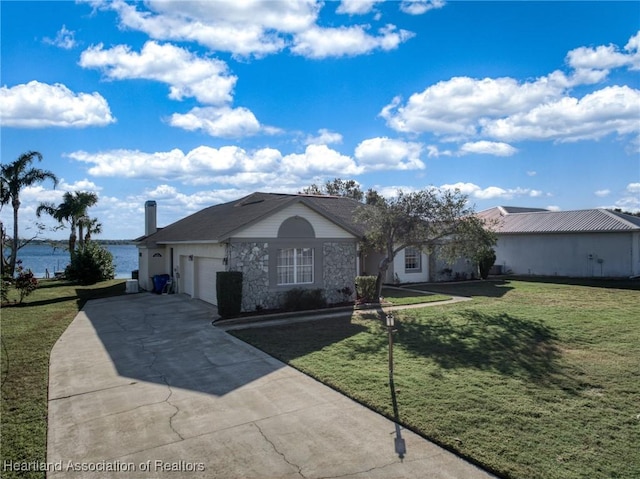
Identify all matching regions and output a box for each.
[153,274,171,294]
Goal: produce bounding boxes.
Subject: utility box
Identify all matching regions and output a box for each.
[126,279,139,294]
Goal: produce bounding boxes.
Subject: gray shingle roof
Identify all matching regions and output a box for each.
[137,192,366,245]
[478,206,640,234]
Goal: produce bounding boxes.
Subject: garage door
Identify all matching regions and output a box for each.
[196,257,224,305]
[181,255,194,297]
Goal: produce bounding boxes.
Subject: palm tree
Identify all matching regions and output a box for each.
[0,151,58,276]
[37,191,98,260]
[80,216,102,243]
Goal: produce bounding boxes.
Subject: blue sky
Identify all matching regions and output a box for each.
[1,0,639,240]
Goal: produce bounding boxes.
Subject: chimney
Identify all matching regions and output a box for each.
[145,200,157,236]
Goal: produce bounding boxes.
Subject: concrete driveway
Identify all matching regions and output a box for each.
[47,293,495,479]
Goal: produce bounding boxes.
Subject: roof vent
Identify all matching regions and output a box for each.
[236,193,265,207]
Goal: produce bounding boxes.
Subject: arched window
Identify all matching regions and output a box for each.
[278,216,315,238]
[276,216,316,285]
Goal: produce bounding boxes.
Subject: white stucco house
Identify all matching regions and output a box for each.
[477,206,640,278]
[362,246,474,284]
[136,192,486,310]
[135,193,366,311]
[137,195,639,310]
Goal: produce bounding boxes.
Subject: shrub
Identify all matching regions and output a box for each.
[14,260,38,304]
[355,275,378,303]
[476,247,497,280]
[65,242,115,285]
[336,285,354,303]
[282,288,326,311]
[216,271,243,318]
[1,273,12,304]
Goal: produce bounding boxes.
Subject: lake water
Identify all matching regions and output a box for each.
[7,243,139,279]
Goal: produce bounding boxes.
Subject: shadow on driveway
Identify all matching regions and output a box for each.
[54,292,286,398]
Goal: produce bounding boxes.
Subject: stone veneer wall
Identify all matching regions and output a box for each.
[323,242,357,304]
[228,242,276,312]
[229,240,357,312]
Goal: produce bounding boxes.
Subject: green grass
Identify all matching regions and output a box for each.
[381,286,451,306]
[231,279,640,479]
[0,279,127,479]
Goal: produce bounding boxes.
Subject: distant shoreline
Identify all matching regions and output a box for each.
[5,242,138,279]
[17,239,136,246]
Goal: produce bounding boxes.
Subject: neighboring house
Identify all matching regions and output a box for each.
[477,206,640,278]
[135,193,366,311]
[363,246,474,284]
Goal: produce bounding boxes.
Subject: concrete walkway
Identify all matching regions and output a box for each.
[217,286,471,332]
[48,293,495,479]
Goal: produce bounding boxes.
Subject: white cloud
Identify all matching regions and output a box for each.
[617,184,640,211]
[380,74,566,137]
[43,25,77,49]
[60,179,103,192]
[425,145,453,158]
[595,189,611,197]
[0,81,115,128]
[80,40,277,138]
[337,0,384,15]
[627,182,640,193]
[169,106,264,138]
[482,85,640,143]
[68,144,358,184]
[381,31,640,152]
[440,182,546,200]
[80,41,236,105]
[354,137,425,170]
[527,171,537,176]
[291,24,414,59]
[94,0,318,58]
[139,184,250,216]
[103,146,282,187]
[20,185,64,208]
[69,139,428,190]
[424,141,515,157]
[282,144,362,175]
[566,30,640,73]
[400,0,446,15]
[8,179,105,236]
[459,141,518,157]
[91,0,413,59]
[608,183,640,211]
[567,44,630,71]
[305,128,344,145]
[69,148,193,179]
[373,184,419,198]
[440,182,485,196]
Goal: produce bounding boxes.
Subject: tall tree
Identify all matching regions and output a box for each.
[364,188,384,206]
[355,188,495,299]
[301,178,364,202]
[0,151,58,276]
[37,191,99,259]
[80,216,102,242]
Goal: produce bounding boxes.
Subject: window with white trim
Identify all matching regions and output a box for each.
[277,247,314,285]
[405,247,421,272]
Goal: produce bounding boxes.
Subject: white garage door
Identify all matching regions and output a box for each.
[196,257,224,305]
[181,256,194,297]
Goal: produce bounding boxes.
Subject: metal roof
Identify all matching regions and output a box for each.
[477,207,640,234]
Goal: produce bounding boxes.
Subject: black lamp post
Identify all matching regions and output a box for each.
[386,312,395,377]
[386,312,406,459]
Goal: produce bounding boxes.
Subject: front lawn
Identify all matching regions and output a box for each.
[0,279,126,479]
[231,279,640,479]
[381,286,451,306]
